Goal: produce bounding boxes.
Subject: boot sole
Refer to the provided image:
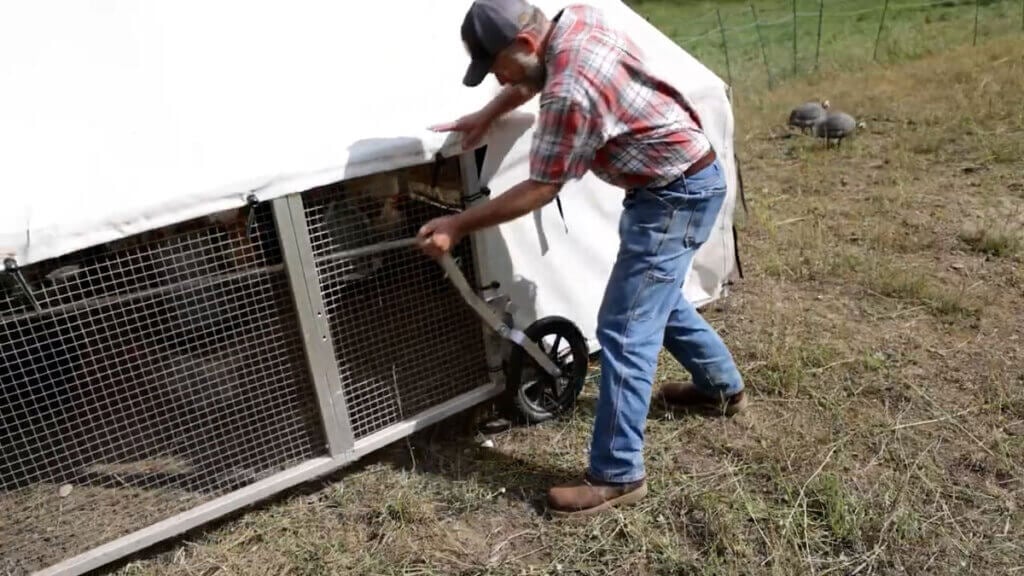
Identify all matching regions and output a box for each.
[548,483,649,519]
[663,394,749,417]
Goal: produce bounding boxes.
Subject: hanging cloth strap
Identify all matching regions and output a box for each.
[553,195,568,233]
[549,8,569,234]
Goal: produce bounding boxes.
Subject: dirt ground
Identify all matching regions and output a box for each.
[74,35,1024,576]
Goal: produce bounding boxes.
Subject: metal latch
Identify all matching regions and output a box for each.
[245,193,260,237]
[3,258,41,312]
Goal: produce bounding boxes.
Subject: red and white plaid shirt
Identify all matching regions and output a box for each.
[529,4,711,190]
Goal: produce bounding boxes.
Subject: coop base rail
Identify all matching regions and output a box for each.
[32,381,503,576]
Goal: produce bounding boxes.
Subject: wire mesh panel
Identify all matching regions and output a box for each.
[0,204,327,575]
[301,159,492,441]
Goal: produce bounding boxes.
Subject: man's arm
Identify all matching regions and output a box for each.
[454,179,560,234]
[480,85,539,122]
[416,179,560,259]
[418,89,597,260]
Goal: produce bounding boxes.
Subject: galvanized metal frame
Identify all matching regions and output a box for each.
[457,151,514,385]
[272,192,355,457]
[27,150,508,576]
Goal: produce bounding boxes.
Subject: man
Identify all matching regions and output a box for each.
[418,0,746,517]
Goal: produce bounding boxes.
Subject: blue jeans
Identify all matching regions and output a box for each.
[588,158,744,484]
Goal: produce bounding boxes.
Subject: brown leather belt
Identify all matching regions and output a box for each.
[684,148,716,177]
[629,149,719,195]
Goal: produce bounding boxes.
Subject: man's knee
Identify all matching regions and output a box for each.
[595,313,624,352]
[597,290,631,342]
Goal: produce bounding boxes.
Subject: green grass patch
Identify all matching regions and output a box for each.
[625,0,1024,92]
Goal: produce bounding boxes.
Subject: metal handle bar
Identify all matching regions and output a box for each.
[349,236,563,378]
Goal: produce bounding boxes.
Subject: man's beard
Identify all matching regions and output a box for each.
[513,50,546,91]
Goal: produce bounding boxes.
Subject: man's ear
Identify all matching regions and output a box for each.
[514,33,539,54]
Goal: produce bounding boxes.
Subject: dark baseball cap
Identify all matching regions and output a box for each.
[460,0,533,87]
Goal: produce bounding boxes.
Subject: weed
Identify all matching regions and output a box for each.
[959,223,1023,257]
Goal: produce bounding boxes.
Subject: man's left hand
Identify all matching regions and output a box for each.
[417,215,465,260]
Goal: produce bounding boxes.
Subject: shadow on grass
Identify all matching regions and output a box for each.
[93,364,740,574]
[90,399,592,574]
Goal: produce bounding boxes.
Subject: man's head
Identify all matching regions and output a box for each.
[461,0,550,90]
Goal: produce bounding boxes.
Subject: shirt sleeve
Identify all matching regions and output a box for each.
[528,88,602,185]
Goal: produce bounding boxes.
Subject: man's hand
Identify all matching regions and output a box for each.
[429,110,492,151]
[429,86,538,150]
[415,179,562,260]
[417,214,465,260]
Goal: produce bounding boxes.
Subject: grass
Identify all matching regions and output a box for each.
[625,0,1024,93]
[959,223,1023,257]
[94,10,1024,576]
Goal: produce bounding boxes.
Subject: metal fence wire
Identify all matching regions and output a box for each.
[0,204,328,574]
[0,154,495,575]
[299,164,491,441]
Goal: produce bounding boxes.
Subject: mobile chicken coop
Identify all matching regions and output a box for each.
[0,1,742,574]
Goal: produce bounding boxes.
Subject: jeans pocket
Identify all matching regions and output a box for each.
[629,269,677,322]
[625,187,676,211]
[682,189,726,249]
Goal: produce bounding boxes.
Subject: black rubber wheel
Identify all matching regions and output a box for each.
[503,315,589,424]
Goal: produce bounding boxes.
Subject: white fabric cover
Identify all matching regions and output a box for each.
[0,0,737,352]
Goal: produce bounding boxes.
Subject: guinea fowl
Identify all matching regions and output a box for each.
[788,99,830,133]
[812,111,865,148]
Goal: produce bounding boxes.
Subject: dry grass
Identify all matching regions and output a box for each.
[101,37,1024,576]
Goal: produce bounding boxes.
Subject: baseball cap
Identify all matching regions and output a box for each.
[460,0,533,87]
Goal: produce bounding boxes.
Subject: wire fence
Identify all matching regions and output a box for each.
[0,155,502,575]
[630,0,1024,92]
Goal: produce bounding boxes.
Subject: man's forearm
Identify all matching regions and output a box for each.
[455,179,560,234]
[482,85,538,122]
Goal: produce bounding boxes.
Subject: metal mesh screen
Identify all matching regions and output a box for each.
[0,204,327,574]
[302,160,492,440]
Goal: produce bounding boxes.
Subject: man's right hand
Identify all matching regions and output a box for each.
[429,110,492,151]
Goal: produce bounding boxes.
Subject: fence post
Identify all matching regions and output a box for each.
[973,0,980,46]
[792,0,799,75]
[815,0,825,71]
[873,0,890,62]
[716,8,734,89]
[751,3,775,89]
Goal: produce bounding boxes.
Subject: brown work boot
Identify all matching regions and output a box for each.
[547,475,648,518]
[659,382,748,416]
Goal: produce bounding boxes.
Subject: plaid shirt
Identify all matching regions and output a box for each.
[529,4,711,190]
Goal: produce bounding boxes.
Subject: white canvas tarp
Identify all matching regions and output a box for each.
[0,0,738,352]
